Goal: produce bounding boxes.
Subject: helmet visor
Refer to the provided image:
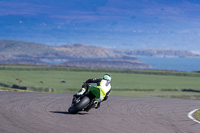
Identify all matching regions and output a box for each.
[103,75,111,81]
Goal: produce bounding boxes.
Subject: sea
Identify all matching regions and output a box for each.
[137,57,200,72]
[44,57,200,72]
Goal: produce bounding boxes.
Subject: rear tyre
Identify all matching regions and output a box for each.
[68,96,90,114]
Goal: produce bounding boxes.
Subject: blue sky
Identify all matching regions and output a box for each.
[1,0,200,50]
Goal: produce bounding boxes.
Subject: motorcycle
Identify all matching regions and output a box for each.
[68,86,101,114]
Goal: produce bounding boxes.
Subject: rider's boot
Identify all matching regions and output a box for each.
[76,88,86,96]
[72,88,86,104]
[73,88,86,98]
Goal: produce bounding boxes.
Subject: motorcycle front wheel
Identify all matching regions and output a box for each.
[68,96,90,114]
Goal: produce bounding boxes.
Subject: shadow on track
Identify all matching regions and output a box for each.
[50,111,88,115]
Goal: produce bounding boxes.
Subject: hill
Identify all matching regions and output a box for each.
[0,40,200,68]
[0,40,147,68]
[0,40,118,58]
[114,49,200,58]
[0,40,54,56]
[55,44,117,58]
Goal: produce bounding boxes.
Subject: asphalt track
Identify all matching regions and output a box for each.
[0,91,200,133]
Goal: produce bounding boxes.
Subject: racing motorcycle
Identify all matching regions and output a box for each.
[68,86,101,114]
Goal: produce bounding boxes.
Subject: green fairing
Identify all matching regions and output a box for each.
[89,86,100,98]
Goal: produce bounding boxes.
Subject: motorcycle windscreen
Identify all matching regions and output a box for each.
[88,86,100,99]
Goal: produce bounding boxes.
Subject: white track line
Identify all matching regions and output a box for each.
[188,109,200,124]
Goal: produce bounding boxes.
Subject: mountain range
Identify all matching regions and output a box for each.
[0,40,200,68]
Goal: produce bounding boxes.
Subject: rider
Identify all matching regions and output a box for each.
[74,74,112,109]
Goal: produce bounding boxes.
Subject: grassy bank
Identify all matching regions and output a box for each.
[194,109,200,121]
[1,65,200,99]
[0,87,32,92]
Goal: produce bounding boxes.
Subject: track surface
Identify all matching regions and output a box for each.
[0,91,200,133]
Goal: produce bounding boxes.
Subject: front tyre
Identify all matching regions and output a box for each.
[68,96,90,114]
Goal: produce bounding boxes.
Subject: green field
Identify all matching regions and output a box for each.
[1,65,200,100]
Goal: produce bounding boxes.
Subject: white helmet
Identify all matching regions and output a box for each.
[102,74,111,81]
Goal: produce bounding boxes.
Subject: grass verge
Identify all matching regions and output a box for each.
[0,87,32,92]
[194,109,200,121]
